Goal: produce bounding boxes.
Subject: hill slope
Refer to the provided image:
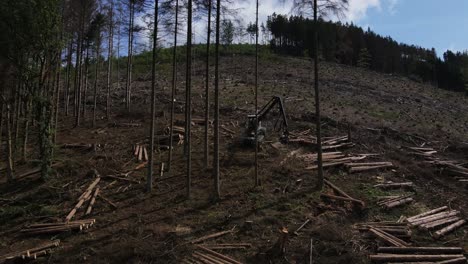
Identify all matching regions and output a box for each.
[1,54,467,263]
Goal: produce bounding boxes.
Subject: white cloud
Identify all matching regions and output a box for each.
[387,0,399,15]
[345,0,381,22]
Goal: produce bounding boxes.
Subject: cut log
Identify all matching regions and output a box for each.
[78,178,101,200]
[419,217,460,230]
[195,246,242,264]
[369,254,465,262]
[410,211,459,226]
[349,164,393,173]
[1,240,60,261]
[293,219,311,235]
[103,175,140,184]
[369,227,410,247]
[143,147,148,161]
[98,194,117,209]
[322,142,354,150]
[138,146,143,161]
[190,228,235,244]
[433,219,466,239]
[377,247,463,254]
[407,206,449,222]
[85,187,100,215]
[437,257,468,264]
[323,179,365,206]
[384,197,414,209]
[347,162,393,167]
[192,251,226,264]
[374,182,413,189]
[321,193,365,206]
[133,145,140,156]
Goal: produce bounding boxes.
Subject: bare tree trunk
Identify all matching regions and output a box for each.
[185,0,193,198]
[213,0,221,199]
[126,2,134,111]
[203,0,212,169]
[22,97,30,161]
[54,52,61,145]
[167,0,179,172]
[0,100,3,155]
[74,23,84,127]
[6,102,15,182]
[82,45,90,122]
[106,0,114,120]
[65,41,73,116]
[93,42,101,128]
[254,0,259,186]
[313,0,323,190]
[13,82,22,152]
[148,0,160,192]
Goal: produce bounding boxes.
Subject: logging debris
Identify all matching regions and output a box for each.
[321,179,365,208]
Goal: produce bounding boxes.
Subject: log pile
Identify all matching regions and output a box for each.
[406,206,466,239]
[112,122,141,128]
[302,152,374,170]
[133,144,148,162]
[370,246,466,263]
[0,240,60,262]
[289,134,354,150]
[356,221,411,240]
[377,195,414,209]
[20,219,96,235]
[157,134,184,147]
[320,179,365,208]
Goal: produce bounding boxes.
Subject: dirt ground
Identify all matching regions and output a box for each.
[1,54,467,264]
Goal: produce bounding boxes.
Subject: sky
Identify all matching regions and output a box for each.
[131,0,468,58]
[231,0,468,57]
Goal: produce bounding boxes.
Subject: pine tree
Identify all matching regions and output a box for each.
[357,47,371,68]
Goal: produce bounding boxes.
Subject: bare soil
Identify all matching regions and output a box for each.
[1,55,467,264]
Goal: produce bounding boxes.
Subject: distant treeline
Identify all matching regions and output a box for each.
[266,13,468,93]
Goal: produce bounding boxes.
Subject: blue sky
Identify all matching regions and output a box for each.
[350,0,468,56]
[232,0,468,57]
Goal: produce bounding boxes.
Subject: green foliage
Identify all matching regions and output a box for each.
[357,47,371,68]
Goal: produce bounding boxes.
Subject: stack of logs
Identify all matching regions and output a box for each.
[357,221,412,245]
[406,206,466,239]
[377,195,414,209]
[320,179,365,208]
[0,240,60,262]
[406,145,468,183]
[289,134,355,150]
[157,133,184,149]
[369,247,466,263]
[133,144,148,162]
[20,219,96,235]
[302,151,368,170]
[301,151,393,174]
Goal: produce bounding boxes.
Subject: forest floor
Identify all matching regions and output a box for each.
[1,54,468,264]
